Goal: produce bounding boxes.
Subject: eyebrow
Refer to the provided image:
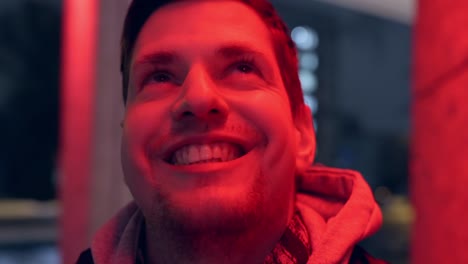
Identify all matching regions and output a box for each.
[132,43,271,72]
[215,44,269,60]
[133,51,180,69]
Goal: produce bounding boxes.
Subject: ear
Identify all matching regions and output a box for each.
[294,104,316,174]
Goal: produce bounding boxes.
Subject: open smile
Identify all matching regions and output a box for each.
[159,133,256,167]
[166,142,247,165]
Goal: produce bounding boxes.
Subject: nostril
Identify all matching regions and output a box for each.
[209,109,220,114]
[182,111,194,117]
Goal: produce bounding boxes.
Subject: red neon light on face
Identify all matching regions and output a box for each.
[120,0,315,235]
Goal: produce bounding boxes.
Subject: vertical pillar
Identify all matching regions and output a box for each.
[59,0,97,263]
[412,0,468,263]
[60,0,131,263]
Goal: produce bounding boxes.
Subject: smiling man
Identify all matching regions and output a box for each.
[77,0,385,263]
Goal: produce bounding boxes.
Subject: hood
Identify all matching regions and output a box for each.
[90,202,143,264]
[89,165,382,264]
[296,165,383,264]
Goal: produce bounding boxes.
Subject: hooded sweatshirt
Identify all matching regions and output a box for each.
[80,165,383,264]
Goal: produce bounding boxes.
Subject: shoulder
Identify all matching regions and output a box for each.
[349,246,389,264]
[76,248,94,264]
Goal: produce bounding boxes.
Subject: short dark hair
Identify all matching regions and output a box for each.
[121,0,305,119]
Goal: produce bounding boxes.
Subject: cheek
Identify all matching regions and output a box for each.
[232,91,297,175]
[231,89,292,122]
[121,118,148,169]
[121,128,153,191]
[121,106,166,185]
[123,105,169,148]
[240,93,294,144]
[121,110,162,212]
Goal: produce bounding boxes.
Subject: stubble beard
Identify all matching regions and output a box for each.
[145,168,267,245]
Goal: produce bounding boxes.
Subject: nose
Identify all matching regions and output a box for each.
[171,65,229,123]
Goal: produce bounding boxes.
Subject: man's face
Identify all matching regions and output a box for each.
[122,0,310,231]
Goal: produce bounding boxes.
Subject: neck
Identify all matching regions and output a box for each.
[143,210,293,264]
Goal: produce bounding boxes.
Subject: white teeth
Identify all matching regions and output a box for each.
[221,143,229,162]
[212,144,222,159]
[175,150,183,163]
[188,146,199,163]
[171,143,242,165]
[200,145,211,160]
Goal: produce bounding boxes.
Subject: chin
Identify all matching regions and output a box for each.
[148,174,266,234]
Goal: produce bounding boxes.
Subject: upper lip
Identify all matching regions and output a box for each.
[158,134,254,163]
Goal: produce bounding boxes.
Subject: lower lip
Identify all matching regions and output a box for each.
[161,148,256,173]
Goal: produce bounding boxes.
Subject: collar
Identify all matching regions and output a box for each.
[135,209,312,264]
[263,210,312,264]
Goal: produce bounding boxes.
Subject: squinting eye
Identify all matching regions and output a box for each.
[236,64,255,74]
[151,72,171,83]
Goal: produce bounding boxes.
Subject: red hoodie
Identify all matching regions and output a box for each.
[79,165,384,264]
[296,165,383,263]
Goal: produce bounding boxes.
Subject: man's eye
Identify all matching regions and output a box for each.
[236,63,255,74]
[150,72,172,83]
[139,71,176,90]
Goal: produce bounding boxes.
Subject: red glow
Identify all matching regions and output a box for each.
[59,0,98,263]
[412,0,468,263]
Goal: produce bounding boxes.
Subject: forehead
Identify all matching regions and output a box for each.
[132,0,274,62]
